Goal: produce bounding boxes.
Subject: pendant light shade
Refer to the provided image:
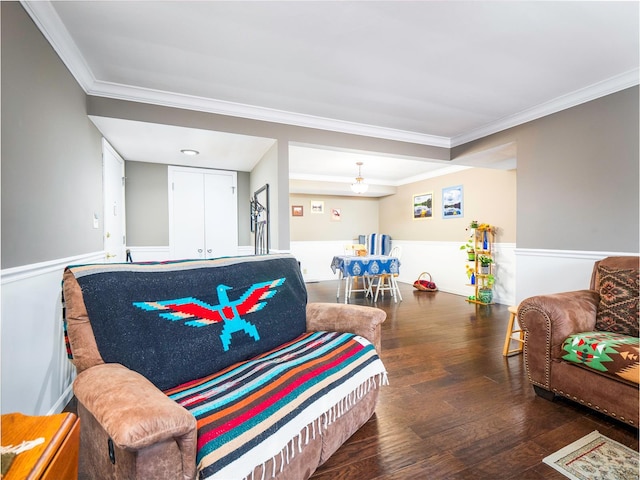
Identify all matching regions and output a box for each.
[350,162,369,194]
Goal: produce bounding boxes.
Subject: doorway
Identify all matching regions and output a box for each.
[102,139,126,262]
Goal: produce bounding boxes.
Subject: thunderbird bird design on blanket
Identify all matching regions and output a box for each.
[133,278,286,351]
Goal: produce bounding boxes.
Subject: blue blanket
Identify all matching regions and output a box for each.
[65,254,307,390]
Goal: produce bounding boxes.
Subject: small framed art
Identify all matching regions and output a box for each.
[291,205,303,217]
[310,201,324,214]
[442,185,463,218]
[413,192,433,219]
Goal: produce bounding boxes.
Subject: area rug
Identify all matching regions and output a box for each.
[543,430,639,480]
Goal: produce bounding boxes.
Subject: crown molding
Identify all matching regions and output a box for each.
[23,1,639,151]
[21,1,96,90]
[451,68,640,147]
[87,80,452,148]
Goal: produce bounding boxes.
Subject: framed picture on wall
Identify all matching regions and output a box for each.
[413,192,433,219]
[292,205,303,217]
[442,185,463,218]
[331,208,341,221]
[310,201,324,214]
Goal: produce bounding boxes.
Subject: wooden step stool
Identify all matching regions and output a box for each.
[503,305,524,356]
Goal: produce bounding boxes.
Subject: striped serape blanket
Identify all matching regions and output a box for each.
[165,331,387,480]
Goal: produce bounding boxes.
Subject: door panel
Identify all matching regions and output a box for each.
[171,170,205,259]
[204,173,238,257]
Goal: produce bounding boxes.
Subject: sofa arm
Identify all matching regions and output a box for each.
[518,290,600,388]
[306,303,386,352]
[74,363,197,477]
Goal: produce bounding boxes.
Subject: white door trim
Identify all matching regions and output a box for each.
[102,139,126,262]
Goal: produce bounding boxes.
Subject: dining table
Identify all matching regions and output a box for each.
[330,254,401,303]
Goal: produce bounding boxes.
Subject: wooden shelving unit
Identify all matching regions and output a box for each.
[465,223,495,305]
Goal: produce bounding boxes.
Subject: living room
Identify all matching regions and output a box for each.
[1,1,638,478]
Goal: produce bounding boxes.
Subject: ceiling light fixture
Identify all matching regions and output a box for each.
[180,149,200,156]
[350,162,369,194]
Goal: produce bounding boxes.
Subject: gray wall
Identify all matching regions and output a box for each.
[4,0,637,263]
[124,161,252,247]
[1,2,103,269]
[125,161,170,246]
[452,86,639,253]
[237,171,251,245]
[250,143,281,250]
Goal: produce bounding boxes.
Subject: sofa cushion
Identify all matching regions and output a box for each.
[562,331,639,385]
[165,330,387,480]
[65,254,307,390]
[595,265,639,337]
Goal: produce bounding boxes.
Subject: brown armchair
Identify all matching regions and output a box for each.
[518,256,639,427]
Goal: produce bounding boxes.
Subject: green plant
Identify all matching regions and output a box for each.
[459,238,474,252]
[484,274,495,288]
[478,255,493,266]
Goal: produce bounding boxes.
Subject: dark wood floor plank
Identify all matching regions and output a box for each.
[308,281,638,479]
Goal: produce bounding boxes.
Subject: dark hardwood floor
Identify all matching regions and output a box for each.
[307,280,639,480]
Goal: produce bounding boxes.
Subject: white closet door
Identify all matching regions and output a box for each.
[170,169,206,259]
[169,166,238,260]
[204,172,238,258]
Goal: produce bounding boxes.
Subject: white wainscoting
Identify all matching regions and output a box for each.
[289,241,354,283]
[514,249,638,303]
[289,240,517,306]
[1,251,104,415]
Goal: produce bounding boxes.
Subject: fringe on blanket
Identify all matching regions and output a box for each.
[242,372,388,480]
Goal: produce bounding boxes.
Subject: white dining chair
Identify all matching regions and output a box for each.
[374,245,403,302]
[342,244,371,301]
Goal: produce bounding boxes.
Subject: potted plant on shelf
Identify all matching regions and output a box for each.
[478,255,493,274]
[460,238,475,261]
[478,274,495,304]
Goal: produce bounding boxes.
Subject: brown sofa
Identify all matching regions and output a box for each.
[63,254,387,479]
[518,256,639,427]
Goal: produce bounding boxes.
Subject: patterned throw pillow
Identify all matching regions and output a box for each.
[562,331,639,385]
[595,265,639,337]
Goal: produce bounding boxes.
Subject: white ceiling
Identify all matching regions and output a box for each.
[23,1,639,194]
